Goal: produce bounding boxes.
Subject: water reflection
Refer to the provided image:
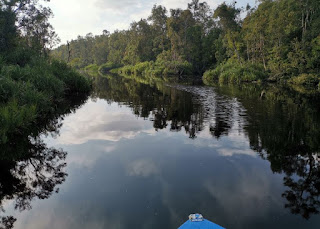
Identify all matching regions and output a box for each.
[214,84,320,220]
[0,95,88,229]
[2,73,320,228]
[92,75,320,220]
[92,76,205,139]
[0,139,67,229]
[282,153,320,219]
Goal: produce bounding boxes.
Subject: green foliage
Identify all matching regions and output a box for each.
[69,58,86,69]
[50,60,91,93]
[52,1,220,77]
[0,8,17,53]
[118,65,135,75]
[52,0,320,90]
[241,0,320,85]
[0,100,36,143]
[309,36,320,71]
[0,57,91,144]
[84,64,99,75]
[0,0,92,146]
[145,66,164,78]
[133,62,151,75]
[153,50,193,77]
[203,61,267,84]
[118,54,193,79]
[98,62,122,73]
[289,74,320,87]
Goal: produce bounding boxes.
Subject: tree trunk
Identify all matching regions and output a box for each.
[67,41,71,63]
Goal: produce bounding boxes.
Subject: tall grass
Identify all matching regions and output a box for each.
[203,61,267,85]
[0,56,91,144]
[117,59,193,79]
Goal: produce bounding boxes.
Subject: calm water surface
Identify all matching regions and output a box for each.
[1,75,320,229]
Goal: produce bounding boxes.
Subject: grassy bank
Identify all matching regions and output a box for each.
[202,60,320,92]
[83,59,193,84]
[203,61,268,85]
[117,58,193,79]
[81,49,194,80]
[0,56,91,144]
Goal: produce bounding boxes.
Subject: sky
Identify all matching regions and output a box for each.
[46,0,256,44]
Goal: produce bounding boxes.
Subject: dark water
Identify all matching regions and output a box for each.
[1,74,320,229]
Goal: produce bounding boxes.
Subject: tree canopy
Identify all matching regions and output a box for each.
[53,0,320,88]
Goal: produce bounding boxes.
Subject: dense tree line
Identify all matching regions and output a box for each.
[53,1,224,77]
[0,0,91,144]
[53,0,319,88]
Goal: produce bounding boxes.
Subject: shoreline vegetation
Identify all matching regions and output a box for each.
[0,1,91,144]
[53,0,319,92]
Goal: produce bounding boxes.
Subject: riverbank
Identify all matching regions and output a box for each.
[83,60,320,96]
[202,61,320,91]
[0,57,91,144]
[84,58,193,80]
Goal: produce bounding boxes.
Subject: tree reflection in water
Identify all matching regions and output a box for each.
[213,84,320,220]
[281,153,320,219]
[0,94,88,229]
[0,139,67,229]
[92,75,205,139]
[93,74,320,220]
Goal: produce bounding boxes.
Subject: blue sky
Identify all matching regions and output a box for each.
[47,0,256,44]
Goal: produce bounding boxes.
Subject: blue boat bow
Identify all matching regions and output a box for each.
[178,214,225,229]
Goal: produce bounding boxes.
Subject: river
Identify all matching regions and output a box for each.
[1,74,320,229]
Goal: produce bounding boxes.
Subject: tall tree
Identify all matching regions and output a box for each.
[148,5,168,56]
[213,2,242,63]
[0,0,59,55]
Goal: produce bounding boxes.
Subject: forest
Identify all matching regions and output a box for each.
[52,0,320,89]
[0,0,91,144]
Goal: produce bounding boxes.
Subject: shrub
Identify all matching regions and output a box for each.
[50,60,91,93]
[155,51,193,77]
[98,62,122,73]
[84,64,99,72]
[0,100,36,143]
[289,73,320,87]
[0,76,49,110]
[69,58,86,69]
[203,61,267,85]
[6,46,35,66]
[134,61,150,75]
[203,69,220,85]
[118,65,135,75]
[0,57,91,144]
[145,65,164,78]
[27,69,65,98]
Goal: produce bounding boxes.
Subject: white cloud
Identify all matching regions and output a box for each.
[95,0,152,13]
[160,0,219,10]
[55,99,155,145]
[46,0,256,44]
[127,159,159,177]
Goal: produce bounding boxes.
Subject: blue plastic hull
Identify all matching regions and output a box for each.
[178,219,225,229]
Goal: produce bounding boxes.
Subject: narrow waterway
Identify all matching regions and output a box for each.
[1,74,320,229]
